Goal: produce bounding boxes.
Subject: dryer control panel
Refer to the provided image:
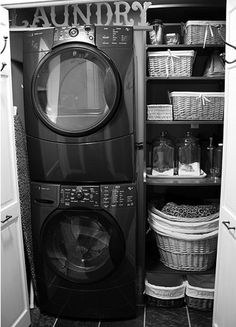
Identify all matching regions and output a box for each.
[53,25,95,46]
[96,26,133,48]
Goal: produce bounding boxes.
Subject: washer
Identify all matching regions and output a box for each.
[23,25,135,183]
[31,182,136,319]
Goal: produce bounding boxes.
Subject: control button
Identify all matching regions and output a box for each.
[69,27,79,37]
[76,190,84,200]
[89,36,94,41]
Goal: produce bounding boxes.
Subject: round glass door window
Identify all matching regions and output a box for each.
[32,44,121,135]
[41,209,125,283]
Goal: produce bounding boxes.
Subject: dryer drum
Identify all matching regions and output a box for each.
[40,209,126,283]
[32,44,121,136]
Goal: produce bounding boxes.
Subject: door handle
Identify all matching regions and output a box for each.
[0,36,8,54]
[1,215,12,224]
[222,220,236,231]
[1,62,7,72]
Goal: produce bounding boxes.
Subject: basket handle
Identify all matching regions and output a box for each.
[203,24,214,48]
[166,49,180,76]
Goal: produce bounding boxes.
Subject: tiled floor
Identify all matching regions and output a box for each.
[30,305,213,327]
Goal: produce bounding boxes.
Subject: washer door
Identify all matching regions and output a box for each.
[32,43,121,136]
[41,209,125,283]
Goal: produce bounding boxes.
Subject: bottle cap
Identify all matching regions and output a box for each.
[150,19,163,25]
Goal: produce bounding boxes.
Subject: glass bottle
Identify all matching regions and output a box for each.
[152,131,174,176]
[206,137,215,176]
[178,131,201,176]
[213,143,223,178]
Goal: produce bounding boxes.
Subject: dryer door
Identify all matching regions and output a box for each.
[32,43,121,136]
[41,209,125,283]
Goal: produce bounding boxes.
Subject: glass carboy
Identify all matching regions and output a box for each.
[152,131,174,176]
[213,143,223,177]
[178,132,201,176]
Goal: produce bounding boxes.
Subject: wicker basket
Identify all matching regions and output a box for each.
[147,104,173,120]
[185,274,215,311]
[149,202,219,223]
[149,220,218,271]
[147,295,185,308]
[184,20,226,46]
[148,210,219,234]
[169,91,224,120]
[145,276,186,308]
[148,50,195,77]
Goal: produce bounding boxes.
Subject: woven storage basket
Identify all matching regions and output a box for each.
[145,274,186,308]
[148,219,218,271]
[184,21,226,46]
[148,210,219,234]
[147,104,173,120]
[149,202,219,223]
[185,274,215,311]
[148,50,195,77]
[169,92,224,120]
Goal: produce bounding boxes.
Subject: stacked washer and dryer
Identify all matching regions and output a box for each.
[23,25,136,319]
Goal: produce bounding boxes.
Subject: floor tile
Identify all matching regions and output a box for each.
[55,319,99,327]
[188,308,213,327]
[145,305,189,327]
[30,307,57,327]
[99,305,144,327]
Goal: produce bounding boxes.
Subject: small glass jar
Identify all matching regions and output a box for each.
[164,33,180,45]
[152,131,174,176]
[178,132,201,176]
[149,19,163,45]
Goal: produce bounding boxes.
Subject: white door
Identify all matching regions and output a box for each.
[0,6,31,327]
[213,0,236,326]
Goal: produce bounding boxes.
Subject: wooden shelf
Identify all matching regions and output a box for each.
[146,175,221,186]
[146,120,224,125]
[146,44,225,50]
[146,76,224,81]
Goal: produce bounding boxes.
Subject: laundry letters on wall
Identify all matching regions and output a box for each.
[10,1,152,28]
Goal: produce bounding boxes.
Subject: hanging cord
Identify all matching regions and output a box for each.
[217,25,236,64]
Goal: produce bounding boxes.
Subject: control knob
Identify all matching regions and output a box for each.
[76,189,84,200]
[69,27,79,37]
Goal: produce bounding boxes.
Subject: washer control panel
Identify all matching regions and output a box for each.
[53,25,95,46]
[101,184,135,209]
[59,184,135,208]
[60,185,100,208]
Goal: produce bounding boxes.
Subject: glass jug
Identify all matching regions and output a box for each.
[178,132,201,176]
[213,143,223,178]
[205,137,215,176]
[149,19,163,45]
[152,131,174,176]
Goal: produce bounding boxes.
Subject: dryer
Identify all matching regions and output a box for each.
[31,182,136,319]
[23,26,135,183]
